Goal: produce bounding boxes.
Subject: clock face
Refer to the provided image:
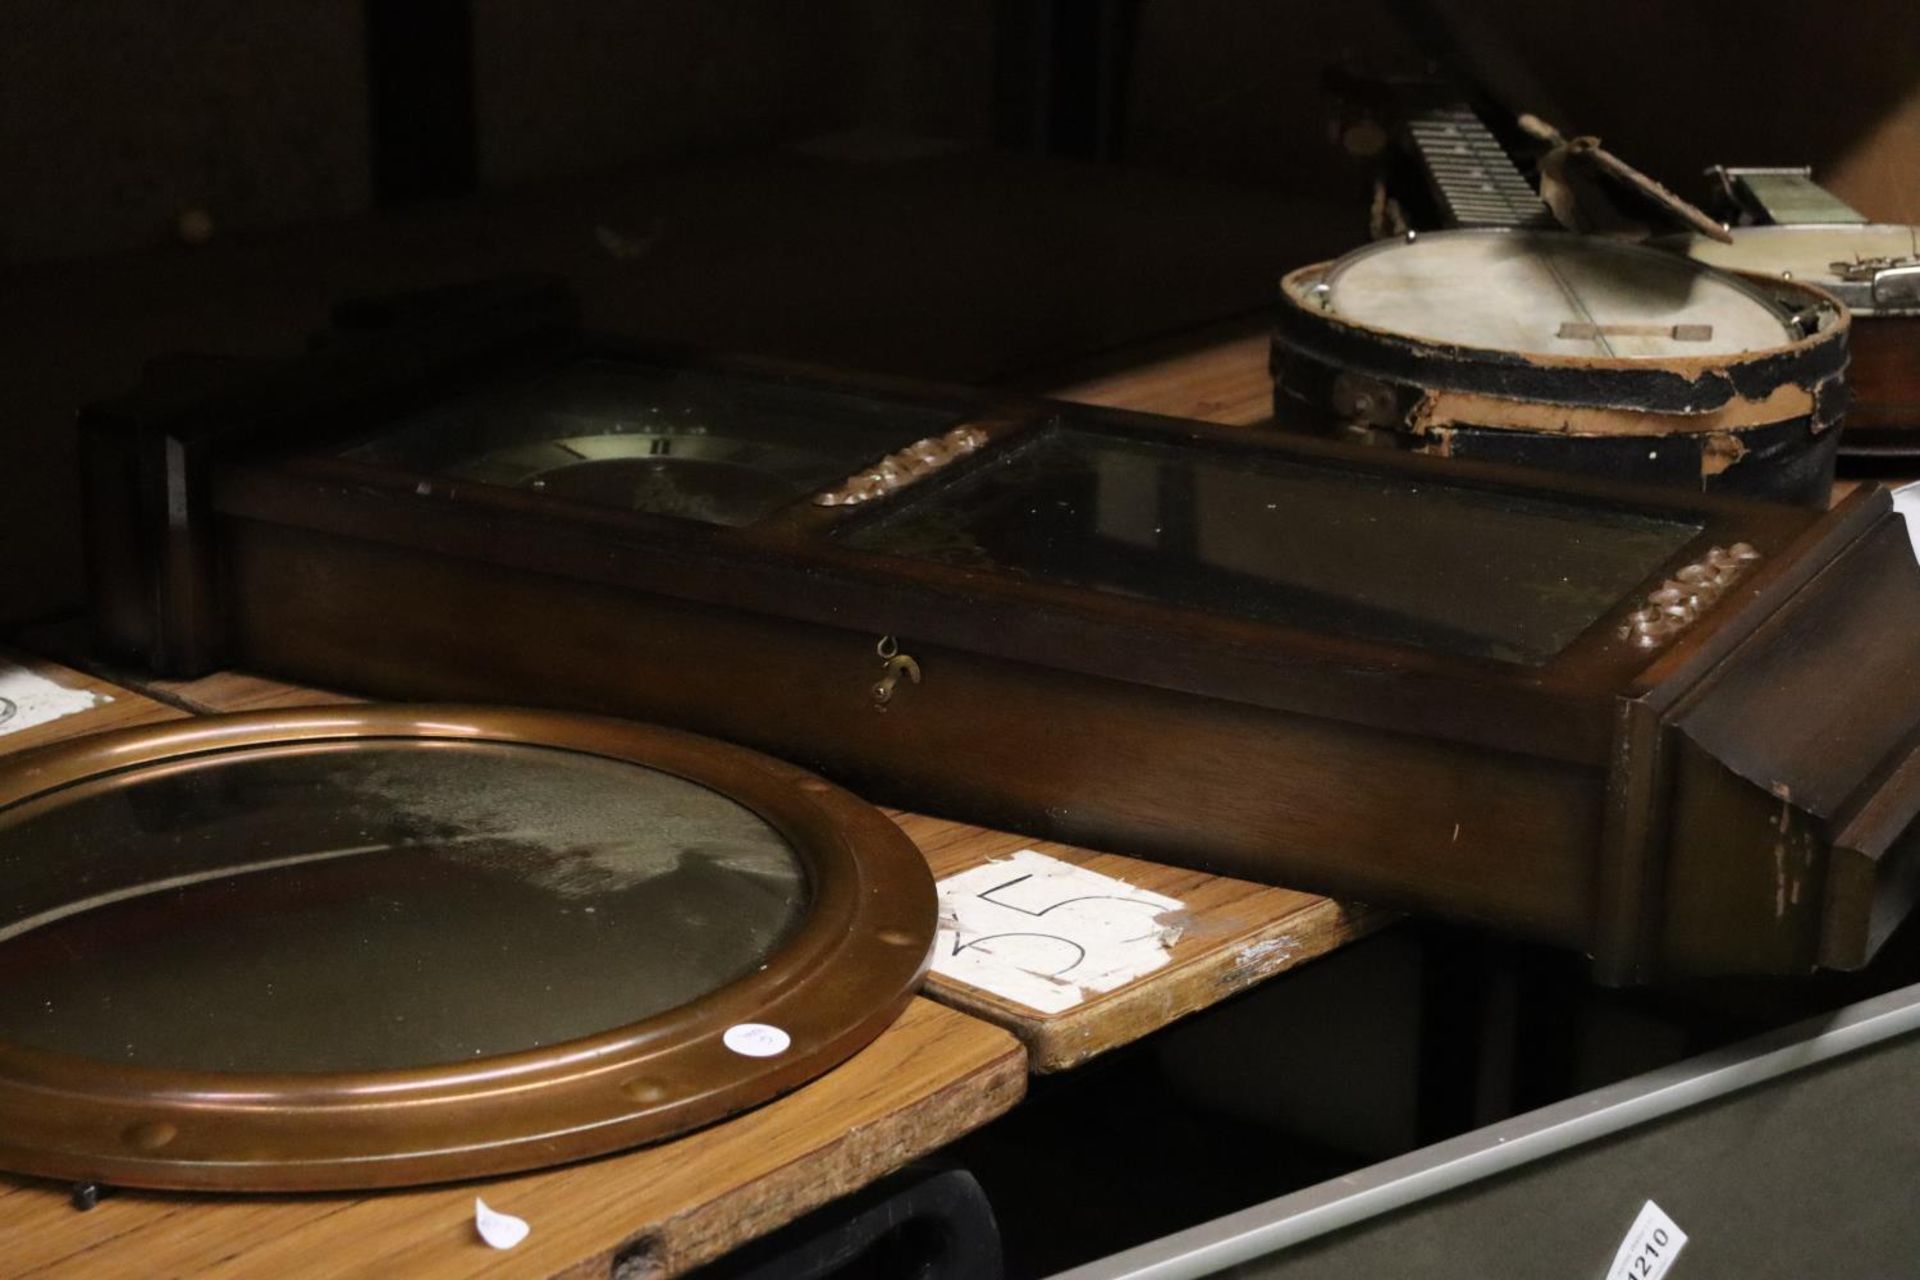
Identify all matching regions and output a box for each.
[341,359,966,526]
[441,429,841,526]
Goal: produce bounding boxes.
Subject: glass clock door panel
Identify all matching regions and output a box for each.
[839,425,1703,663]
[342,359,967,526]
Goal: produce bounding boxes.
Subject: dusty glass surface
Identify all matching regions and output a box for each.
[341,358,964,526]
[838,426,1703,663]
[0,741,808,1073]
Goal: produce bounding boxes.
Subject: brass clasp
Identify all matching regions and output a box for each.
[872,636,921,709]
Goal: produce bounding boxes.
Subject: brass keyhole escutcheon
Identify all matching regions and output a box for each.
[871,636,921,709]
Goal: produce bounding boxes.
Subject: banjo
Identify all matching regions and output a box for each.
[1273,102,1849,504]
[1276,100,1849,504]
[1664,169,1920,457]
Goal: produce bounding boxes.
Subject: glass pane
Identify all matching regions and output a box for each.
[0,741,808,1073]
[341,359,966,526]
[838,426,1702,664]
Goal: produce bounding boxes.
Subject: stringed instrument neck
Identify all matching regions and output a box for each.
[1403,105,1556,230]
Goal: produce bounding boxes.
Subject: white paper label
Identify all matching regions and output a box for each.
[474,1197,530,1250]
[1893,482,1920,564]
[723,1023,791,1057]
[931,849,1185,1014]
[0,662,109,738]
[1605,1200,1687,1280]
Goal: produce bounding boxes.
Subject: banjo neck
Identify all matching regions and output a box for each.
[1404,105,1556,230]
[1706,166,1869,226]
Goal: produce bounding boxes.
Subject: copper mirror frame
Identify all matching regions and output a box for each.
[0,705,936,1191]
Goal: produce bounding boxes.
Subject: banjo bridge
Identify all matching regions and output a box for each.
[1557,322,1715,342]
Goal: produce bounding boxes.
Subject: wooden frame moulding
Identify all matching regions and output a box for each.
[0,703,936,1190]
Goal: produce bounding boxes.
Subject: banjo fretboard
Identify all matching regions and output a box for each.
[1406,107,1554,230]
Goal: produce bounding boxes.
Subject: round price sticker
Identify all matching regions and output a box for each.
[723,1023,791,1058]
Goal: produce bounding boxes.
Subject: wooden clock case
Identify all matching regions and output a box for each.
[79,282,1920,981]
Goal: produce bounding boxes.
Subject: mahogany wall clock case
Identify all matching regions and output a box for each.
[80,284,1920,982]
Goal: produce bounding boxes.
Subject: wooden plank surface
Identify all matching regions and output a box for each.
[903,813,1391,1072]
[0,658,1027,1279]
[0,649,184,751]
[0,1000,1024,1280]
[2,624,358,717]
[1047,321,1274,427]
[141,667,363,714]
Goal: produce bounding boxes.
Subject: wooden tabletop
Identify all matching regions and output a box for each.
[1043,317,1273,427]
[906,812,1384,1071]
[1,1002,1019,1280]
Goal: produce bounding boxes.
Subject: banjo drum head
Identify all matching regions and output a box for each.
[1670,223,1920,314]
[1291,230,1800,360]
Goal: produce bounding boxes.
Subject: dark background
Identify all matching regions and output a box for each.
[7,1,1918,267]
[5,2,1917,628]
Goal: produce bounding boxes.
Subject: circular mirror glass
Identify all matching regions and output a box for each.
[0,740,808,1074]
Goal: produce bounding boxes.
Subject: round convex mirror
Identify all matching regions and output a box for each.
[0,707,935,1190]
